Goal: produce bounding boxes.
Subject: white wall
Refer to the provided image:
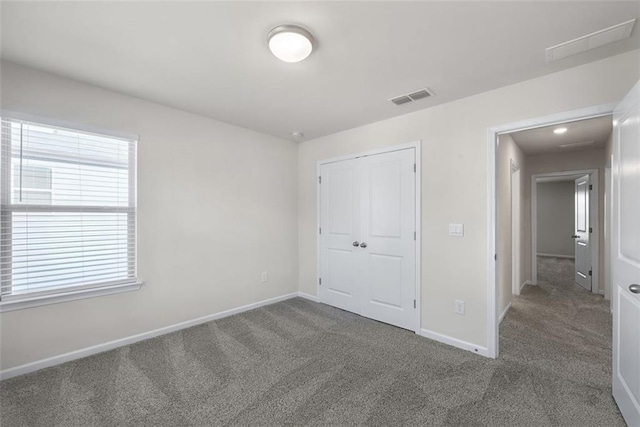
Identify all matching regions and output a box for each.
[0,61,299,370]
[536,181,575,257]
[523,148,607,292]
[298,50,639,349]
[497,134,526,318]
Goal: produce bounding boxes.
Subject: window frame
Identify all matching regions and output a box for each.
[0,111,142,312]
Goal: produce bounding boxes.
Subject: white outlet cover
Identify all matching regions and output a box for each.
[455,300,465,315]
[449,223,464,237]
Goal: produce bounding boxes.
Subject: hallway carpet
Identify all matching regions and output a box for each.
[1,287,623,426]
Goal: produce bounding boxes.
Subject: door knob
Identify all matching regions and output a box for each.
[630,284,640,294]
[571,235,579,239]
[360,242,367,248]
[352,241,360,247]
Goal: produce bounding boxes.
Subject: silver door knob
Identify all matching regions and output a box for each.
[352,241,360,247]
[360,242,367,248]
[630,284,640,294]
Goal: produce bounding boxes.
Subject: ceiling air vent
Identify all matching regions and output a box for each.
[546,19,636,62]
[390,88,434,106]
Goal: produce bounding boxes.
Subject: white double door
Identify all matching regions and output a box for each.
[319,148,417,331]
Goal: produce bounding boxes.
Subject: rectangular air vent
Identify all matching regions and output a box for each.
[546,19,636,62]
[389,88,434,106]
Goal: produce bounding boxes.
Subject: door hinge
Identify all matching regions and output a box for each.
[413,163,416,173]
[414,231,416,240]
[589,184,592,190]
[588,270,592,277]
[319,227,322,234]
[319,277,322,285]
[318,176,322,184]
[414,299,416,309]
[494,254,497,261]
[589,227,593,233]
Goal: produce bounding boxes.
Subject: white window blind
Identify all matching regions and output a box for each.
[0,116,137,301]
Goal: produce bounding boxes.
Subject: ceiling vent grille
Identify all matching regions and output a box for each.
[390,88,434,106]
[546,19,636,62]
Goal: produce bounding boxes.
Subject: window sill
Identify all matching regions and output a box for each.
[0,281,143,313]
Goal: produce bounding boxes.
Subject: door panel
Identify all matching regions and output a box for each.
[319,160,360,313]
[575,175,591,290]
[612,80,640,427]
[360,149,416,330]
[368,253,403,309]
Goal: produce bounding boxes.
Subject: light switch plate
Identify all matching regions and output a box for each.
[455,300,465,315]
[449,223,464,237]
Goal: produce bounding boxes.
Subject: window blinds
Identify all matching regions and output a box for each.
[0,116,137,300]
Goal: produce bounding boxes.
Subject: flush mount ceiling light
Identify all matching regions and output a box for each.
[553,127,568,135]
[268,25,314,63]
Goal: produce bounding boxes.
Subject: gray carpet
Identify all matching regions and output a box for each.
[1,284,624,426]
[537,255,584,291]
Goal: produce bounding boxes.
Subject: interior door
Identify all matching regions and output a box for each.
[359,149,416,330]
[319,148,418,332]
[319,159,361,314]
[574,174,591,290]
[612,80,640,427]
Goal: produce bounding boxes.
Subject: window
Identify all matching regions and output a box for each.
[1,114,139,310]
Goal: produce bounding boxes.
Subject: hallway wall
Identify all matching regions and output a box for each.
[497,134,526,318]
[537,181,575,257]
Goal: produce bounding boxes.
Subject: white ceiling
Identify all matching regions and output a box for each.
[1,2,639,141]
[510,115,613,156]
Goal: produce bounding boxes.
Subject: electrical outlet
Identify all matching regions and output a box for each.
[261,271,268,283]
[455,300,465,315]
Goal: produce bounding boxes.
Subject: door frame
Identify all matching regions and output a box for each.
[510,160,522,296]
[530,169,599,294]
[316,141,422,334]
[487,102,616,359]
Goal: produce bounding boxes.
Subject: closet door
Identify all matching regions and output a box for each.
[319,159,362,313]
[359,149,417,330]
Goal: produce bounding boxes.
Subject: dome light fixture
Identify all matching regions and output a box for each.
[268,25,314,63]
[553,127,568,135]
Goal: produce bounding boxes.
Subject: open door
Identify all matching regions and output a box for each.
[612,80,640,427]
[574,174,591,291]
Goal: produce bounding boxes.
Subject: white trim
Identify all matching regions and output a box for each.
[499,302,512,323]
[537,253,576,259]
[297,291,320,303]
[0,109,138,142]
[316,141,422,334]
[487,102,615,361]
[0,292,299,380]
[531,168,599,295]
[0,281,143,313]
[521,280,531,292]
[419,328,489,357]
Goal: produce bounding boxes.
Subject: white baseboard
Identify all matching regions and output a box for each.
[537,253,575,259]
[521,280,531,292]
[0,292,299,381]
[419,328,489,358]
[297,291,320,303]
[499,302,512,324]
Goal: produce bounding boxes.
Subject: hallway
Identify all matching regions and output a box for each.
[499,278,624,425]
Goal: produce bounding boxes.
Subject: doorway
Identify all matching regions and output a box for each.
[531,169,600,294]
[487,102,617,358]
[317,142,421,333]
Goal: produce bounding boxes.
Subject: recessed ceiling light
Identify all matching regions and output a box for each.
[553,127,568,135]
[268,25,314,63]
[291,131,304,140]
